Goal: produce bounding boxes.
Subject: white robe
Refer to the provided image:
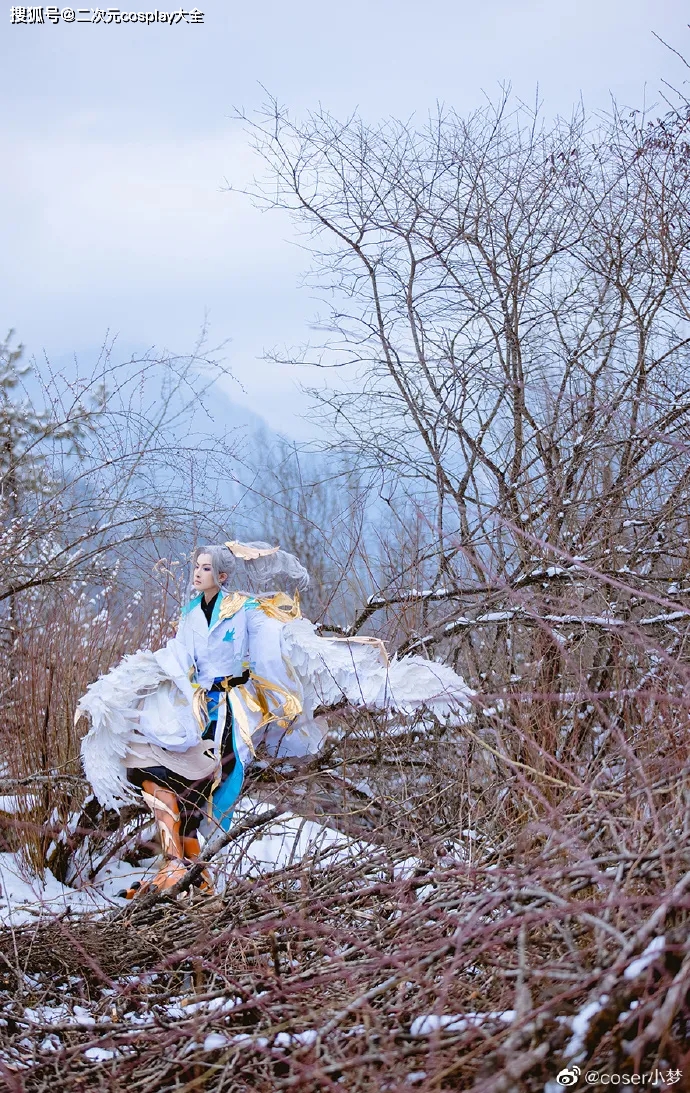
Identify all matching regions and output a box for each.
[78,591,473,810]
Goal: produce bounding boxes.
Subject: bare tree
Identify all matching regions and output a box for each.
[0,334,241,613]
[238,438,371,624]
[237,92,690,726]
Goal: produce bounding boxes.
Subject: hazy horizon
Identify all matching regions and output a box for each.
[2,0,688,439]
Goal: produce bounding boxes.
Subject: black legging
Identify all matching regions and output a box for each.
[127,712,238,837]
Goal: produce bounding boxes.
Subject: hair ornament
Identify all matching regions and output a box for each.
[225,540,281,560]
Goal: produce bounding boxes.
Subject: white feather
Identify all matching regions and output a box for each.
[282,619,385,709]
[376,656,473,717]
[283,618,473,720]
[78,651,166,809]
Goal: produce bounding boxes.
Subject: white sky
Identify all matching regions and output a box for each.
[1,1,688,438]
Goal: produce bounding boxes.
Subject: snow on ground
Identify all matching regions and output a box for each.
[563,997,609,1061]
[0,796,382,925]
[410,1011,516,1036]
[6,983,327,1065]
[0,852,118,925]
[0,850,164,925]
[16,992,243,1031]
[201,796,381,893]
[623,935,664,979]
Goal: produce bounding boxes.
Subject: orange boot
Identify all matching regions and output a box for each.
[182,835,215,895]
[122,781,188,899]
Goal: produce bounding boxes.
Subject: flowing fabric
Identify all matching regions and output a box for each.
[78,594,473,811]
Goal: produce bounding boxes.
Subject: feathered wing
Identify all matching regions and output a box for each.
[78,644,199,810]
[282,619,386,709]
[281,618,473,733]
[78,651,165,809]
[376,656,473,718]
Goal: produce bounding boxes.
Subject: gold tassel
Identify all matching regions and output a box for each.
[248,673,303,729]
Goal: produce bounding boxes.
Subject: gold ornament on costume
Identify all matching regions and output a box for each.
[192,687,209,737]
[218,592,248,621]
[228,689,256,755]
[244,673,303,730]
[218,590,301,624]
[225,540,281,560]
[258,590,301,622]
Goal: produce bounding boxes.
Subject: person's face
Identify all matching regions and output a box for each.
[193,553,227,598]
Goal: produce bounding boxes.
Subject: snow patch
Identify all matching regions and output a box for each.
[0,849,154,925]
[410,1011,515,1036]
[624,936,664,980]
[564,996,608,1060]
[84,1047,119,1061]
[209,798,379,886]
[203,1032,231,1051]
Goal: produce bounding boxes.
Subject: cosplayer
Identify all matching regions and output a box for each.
[78,540,472,898]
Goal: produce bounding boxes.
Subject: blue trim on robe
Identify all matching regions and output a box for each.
[212,715,245,832]
[181,593,203,616]
[206,690,221,724]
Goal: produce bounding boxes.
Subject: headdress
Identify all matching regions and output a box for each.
[225,540,281,561]
[192,540,309,595]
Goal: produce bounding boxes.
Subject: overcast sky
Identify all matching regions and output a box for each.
[1,1,688,439]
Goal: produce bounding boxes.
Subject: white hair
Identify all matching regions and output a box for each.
[189,541,309,599]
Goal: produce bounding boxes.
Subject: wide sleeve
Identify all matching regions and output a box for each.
[78,615,201,808]
[152,613,195,704]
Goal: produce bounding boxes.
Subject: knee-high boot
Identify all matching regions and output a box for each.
[120,781,188,898]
